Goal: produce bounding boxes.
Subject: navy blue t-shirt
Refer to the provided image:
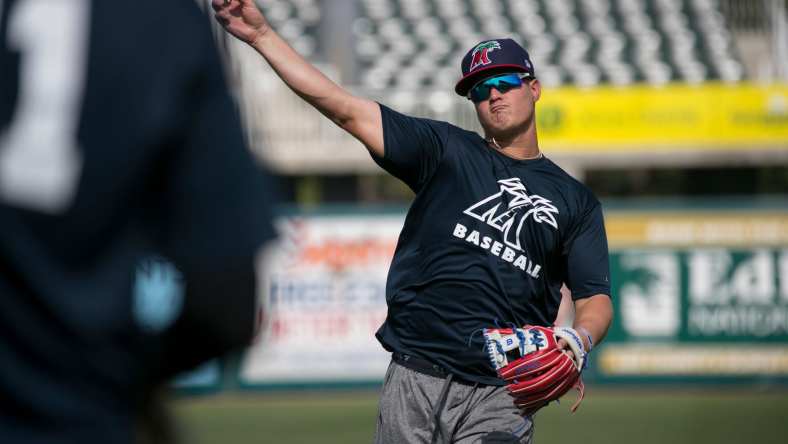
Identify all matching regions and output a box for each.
[373,105,610,385]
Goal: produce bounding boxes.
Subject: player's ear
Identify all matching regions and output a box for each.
[529,78,541,102]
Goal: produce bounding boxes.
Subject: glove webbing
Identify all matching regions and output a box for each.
[517,377,585,416]
[503,348,586,415]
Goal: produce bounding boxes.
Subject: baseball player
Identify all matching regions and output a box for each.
[213,1,613,443]
[1,1,277,442]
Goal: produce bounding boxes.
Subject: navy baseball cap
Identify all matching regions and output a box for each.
[454,38,535,97]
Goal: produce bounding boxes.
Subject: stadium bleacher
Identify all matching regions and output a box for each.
[353,0,744,89]
[227,0,783,174]
[257,0,322,57]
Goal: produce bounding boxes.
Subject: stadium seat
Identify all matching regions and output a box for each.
[258,0,321,57]
[353,0,743,90]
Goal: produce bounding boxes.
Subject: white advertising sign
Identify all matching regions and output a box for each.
[240,213,405,384]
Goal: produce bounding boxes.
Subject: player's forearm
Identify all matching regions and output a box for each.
[572,294,613,352]
[213,0,382,152]
[250,30,361,130]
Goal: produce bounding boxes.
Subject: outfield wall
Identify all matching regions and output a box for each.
[175,201,788,390]
[597,207,788,383]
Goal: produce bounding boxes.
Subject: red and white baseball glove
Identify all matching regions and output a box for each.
[483,325,587,416]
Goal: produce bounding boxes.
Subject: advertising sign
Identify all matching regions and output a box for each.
[237,207,788,387]
[536,83,788,150]
[597,210,788,381]
[240,214,403,385]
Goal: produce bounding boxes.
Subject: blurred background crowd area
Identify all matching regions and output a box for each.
[200,0,787,204]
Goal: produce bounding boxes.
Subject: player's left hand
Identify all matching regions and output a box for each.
[483,325,587,416]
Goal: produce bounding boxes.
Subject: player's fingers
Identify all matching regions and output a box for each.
[214,15,230,27]
[210,0,245,20]
[211,0,235,12]
[557,338,575,358]
[212,4,232,22]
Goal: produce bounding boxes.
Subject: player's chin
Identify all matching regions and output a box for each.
[481,117,509,135]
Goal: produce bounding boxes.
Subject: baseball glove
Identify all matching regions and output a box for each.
[483,325,587,416]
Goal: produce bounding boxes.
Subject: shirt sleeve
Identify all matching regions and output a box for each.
[160,27,278,268]
[562,200,611,300]
[373,104,451,192]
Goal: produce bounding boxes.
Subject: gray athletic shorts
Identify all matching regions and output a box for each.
[373,359,534,444]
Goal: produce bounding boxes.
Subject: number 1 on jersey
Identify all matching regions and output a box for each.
[0,0,89,213]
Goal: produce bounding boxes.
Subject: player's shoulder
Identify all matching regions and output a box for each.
[379,103,459,130]
[140,0,207,24]
[541,157,601,208]
[158,0,216,49]
[167,0,213,35]
[95,0,213,58]
[95,0,207,30]
[452,124,484,143]
[378,103,473,145]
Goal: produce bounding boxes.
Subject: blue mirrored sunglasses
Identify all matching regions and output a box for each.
[467,72,531,102]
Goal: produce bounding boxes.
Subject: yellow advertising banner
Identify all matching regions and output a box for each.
[537,83,788,151]
[599,344,788,376]
[605,211,788,248]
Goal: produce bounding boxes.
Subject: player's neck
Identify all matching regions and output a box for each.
[485,128,541,160]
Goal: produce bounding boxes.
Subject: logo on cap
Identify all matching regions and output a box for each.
[469,40,501,72]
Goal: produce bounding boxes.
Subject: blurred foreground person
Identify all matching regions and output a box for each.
[0,1,277,443]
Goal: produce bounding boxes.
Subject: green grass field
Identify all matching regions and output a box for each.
[174,388,788,444]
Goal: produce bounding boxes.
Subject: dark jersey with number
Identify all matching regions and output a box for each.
[373,105,610,385]
[0,1,276,442]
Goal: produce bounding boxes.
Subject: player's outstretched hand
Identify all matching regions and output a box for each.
[211,0,270,46]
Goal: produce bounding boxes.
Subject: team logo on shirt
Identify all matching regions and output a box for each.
[470,41,502,71]
[451,178,558,279]
[463,178,558,251]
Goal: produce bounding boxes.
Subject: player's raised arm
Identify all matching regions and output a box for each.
[211,0,384,157]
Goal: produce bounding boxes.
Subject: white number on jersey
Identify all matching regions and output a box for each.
[0,0,90,213]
